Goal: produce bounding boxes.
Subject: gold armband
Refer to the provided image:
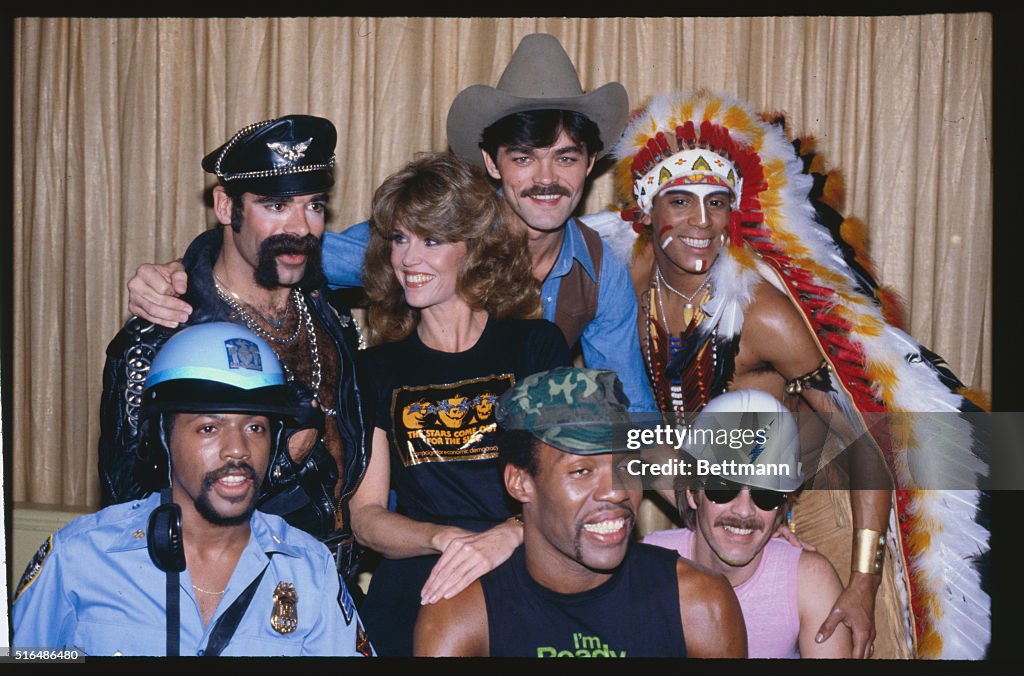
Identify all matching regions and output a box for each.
[852,528,886,575]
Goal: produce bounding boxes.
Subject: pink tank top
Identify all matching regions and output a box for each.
[643,528,802,658]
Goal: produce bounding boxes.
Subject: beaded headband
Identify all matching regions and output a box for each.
[634,147,740,213]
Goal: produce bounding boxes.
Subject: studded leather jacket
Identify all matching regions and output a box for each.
[97,228,372,582]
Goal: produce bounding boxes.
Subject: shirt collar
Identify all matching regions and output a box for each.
[105,493,303,560]
[547,217,598,282]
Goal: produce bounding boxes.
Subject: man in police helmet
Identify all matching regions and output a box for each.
[644,389,852,658]
[98,114,370,584]
[16,323,374,656]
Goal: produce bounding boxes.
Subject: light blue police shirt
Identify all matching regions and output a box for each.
[12,493,374,657]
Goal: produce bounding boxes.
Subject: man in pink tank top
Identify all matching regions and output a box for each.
[644,389,852,658]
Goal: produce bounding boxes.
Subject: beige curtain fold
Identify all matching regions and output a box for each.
[11,15,992,509]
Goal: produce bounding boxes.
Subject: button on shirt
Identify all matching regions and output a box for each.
[321,220,655,411]
[12,494,373,657]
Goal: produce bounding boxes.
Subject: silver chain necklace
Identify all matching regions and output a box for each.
[655,265,710,312]
[294,292,337,418]
[214,278,303,346]
[213,277,336,418]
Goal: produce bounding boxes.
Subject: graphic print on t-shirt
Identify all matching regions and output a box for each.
[391,374,514,467]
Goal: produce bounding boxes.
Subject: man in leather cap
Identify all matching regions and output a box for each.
[98,114,371,586]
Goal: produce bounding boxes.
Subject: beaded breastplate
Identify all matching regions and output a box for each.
[642,285,718,420]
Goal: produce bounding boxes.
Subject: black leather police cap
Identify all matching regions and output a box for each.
[201,114,336,197]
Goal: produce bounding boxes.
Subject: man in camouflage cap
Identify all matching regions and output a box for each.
[413,367,746,657]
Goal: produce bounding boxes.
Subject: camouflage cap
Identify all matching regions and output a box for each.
[496,367,634,454]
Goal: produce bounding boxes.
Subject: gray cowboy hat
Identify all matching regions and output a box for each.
[446,33,629,166]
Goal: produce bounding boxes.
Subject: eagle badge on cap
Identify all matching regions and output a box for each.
[267,138,313,164]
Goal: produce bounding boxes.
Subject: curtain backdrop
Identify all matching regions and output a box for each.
[11,15,992,509]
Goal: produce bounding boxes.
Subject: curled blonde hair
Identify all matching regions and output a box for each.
[363,152,541,345]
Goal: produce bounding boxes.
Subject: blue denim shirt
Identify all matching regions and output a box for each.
[12,494,373,657]
[321,219,655,412]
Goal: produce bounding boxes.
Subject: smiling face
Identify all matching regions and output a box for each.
[437,396,470,429]
[474,392,497,421]
[169,412,271,526]
[389,224,469,313]
[481,130,596,235]
[686,484,785,582]
[645,187,731,277]
[510,443,642,591]
[215,187,327,289]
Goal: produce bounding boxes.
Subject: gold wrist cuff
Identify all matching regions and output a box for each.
[852,528,886,575]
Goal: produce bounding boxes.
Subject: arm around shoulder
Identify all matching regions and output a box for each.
[98,318,170,506]
[413,580,489,657]
[798,550,853,658]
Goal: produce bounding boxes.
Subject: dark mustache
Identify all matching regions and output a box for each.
[259,233,320,258]
[202,461,258,489]
[520,184,571,199]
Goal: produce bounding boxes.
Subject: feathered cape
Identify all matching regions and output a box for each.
[586,90,991,659]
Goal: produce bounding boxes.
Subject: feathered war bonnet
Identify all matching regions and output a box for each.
[609,90,895,413]
[608,91,994,659]
[610,90,807,255]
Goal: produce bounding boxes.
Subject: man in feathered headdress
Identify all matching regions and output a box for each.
[585,90,990,659]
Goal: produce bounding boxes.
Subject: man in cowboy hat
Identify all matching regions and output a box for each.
[123,33,657,414]
[644,388,852,658]
[413,367,745,657]
[98,114,371,588]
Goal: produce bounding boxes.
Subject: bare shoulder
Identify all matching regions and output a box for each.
[798,548,842,582]
[796,549,844,600]
[740,280,824,372]
[744,280,809,334]
[413,579,489,657]
[675,558,747,658]
[676,556,732,598]
[795,549,844,624]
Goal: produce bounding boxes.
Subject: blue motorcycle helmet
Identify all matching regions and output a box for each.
[136,322,322,491]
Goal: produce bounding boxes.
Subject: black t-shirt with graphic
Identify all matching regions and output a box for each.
[365,316,572,528]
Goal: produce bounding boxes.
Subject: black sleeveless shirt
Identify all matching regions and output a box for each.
[482,542,687,658]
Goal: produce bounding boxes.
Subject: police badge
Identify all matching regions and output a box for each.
[224,338,263,372]
[270,581,298,634]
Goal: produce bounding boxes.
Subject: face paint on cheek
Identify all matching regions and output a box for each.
[658,224,675,250]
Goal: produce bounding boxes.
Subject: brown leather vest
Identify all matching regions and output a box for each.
[552,222,604,350]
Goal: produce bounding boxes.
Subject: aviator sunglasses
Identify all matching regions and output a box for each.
[702,475,788,511]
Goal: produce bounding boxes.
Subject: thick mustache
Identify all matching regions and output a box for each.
[520,185,571,198]
[202,461,258,489]
[260,233,320,257]
[714,516,765,532]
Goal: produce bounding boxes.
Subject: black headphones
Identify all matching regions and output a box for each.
[147,488,185,573]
